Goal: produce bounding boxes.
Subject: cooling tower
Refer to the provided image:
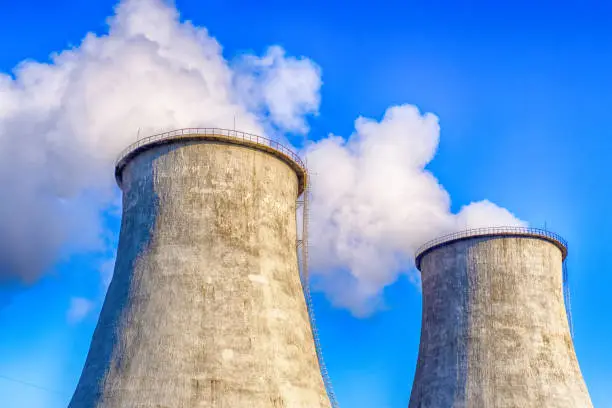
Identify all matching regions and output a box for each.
[408,227,592,408]
[69,129,332,408]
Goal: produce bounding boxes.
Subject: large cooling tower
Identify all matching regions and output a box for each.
[409,227,592,408]
[69,129,332,408]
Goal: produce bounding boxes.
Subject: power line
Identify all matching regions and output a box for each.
[0,374,67,398]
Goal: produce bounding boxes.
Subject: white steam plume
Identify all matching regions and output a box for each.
[1,0,524,318]
[0,0,321,284]
[306,105,526,316]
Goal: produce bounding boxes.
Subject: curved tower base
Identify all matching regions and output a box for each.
[69,131,331,408]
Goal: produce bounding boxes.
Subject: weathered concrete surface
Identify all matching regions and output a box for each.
[409,236,593,408]
[69,139,331,408]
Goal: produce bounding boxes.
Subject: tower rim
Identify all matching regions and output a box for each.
[114,128,307,195]
[414,226,568,270]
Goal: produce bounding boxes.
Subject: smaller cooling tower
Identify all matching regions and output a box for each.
[408,227,592,408]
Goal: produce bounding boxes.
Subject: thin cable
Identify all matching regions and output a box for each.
[0,374,67,397]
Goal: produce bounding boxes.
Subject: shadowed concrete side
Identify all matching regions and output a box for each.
[409,234,593,408]
[69,138,331,407]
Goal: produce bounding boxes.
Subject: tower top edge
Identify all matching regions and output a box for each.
[414,226,568,270]
[114,128,307,194]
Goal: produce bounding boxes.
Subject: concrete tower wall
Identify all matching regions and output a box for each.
[409,233,592,408]
[69,136,331,407]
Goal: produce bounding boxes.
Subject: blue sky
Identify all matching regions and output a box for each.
[1,0,611,407]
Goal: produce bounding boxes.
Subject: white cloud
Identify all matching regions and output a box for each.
[0,0,321,284]
[234,45,322,134]
[67,297,94,324]
[306,104,526,316]
[455,199,526,230]
[0,0,525,318]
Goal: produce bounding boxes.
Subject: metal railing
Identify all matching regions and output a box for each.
[115,127,306,171]
[415,226,568,268]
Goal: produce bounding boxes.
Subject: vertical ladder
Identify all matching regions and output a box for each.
[562,259,574,339]
[298,172,339,408]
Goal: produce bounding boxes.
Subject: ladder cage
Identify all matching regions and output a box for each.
[297,172,340,408]
[563,258,574,339]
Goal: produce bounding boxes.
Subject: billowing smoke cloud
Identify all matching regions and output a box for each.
[306,105,525,316]
[1,0,523,317]
[233,46,322,134]
[0,0,321,284]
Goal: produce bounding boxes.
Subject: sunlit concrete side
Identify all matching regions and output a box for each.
[69,137,331,408]
[409,234,593,408]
